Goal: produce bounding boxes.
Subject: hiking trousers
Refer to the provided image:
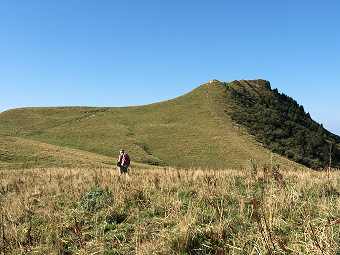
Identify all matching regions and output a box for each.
[119,166,129,176]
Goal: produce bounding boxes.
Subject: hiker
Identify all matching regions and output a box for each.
[117,149,130,177]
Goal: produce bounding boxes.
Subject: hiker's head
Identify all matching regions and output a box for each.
[120,149,125,154]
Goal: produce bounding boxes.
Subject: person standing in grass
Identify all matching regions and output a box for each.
[117,149,130,178]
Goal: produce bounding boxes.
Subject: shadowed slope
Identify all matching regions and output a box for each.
[224,79,340,168]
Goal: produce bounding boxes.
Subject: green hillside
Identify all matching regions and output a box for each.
[224,80,340,169]
[1,79,337,170]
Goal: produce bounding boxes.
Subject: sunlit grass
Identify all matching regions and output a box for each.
[0,166,339,254]
[0,80,310,170]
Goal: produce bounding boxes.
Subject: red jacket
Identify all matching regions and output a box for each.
[118,153,130,167]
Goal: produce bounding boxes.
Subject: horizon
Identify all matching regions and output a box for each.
[1,0,339,136]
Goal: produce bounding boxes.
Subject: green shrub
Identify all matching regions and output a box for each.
[80,187,105,212]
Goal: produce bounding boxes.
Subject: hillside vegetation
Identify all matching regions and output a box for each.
[224,80,340,169]
[1,79,338,170]
[1,80,340,254]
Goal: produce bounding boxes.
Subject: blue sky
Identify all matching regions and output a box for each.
[1,0,339,135]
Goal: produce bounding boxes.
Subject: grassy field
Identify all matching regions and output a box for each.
[0,80,310,170]
[1,80,338,254]
[1,165,339,254]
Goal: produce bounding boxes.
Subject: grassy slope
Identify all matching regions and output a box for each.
[0,136,151,170]
[0,80,308,170]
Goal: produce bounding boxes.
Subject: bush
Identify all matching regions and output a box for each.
[80,187,105,212]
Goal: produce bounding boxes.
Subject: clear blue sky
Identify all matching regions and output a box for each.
[1,0,339,135]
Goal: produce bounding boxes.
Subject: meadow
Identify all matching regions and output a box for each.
[0,80,312,171]
[1,165,339,254]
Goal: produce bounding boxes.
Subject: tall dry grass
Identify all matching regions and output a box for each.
[0,166,339,254]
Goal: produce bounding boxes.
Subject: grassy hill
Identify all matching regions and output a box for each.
[1,79,336,170]
[1,80,339,254]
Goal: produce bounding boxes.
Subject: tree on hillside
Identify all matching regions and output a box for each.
[224,82,340,169]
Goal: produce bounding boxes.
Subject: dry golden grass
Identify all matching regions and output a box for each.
[0,166,339,254]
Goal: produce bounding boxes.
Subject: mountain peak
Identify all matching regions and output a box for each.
[208,79,221,83]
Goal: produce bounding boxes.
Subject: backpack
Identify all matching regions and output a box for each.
[123,153,130,167]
